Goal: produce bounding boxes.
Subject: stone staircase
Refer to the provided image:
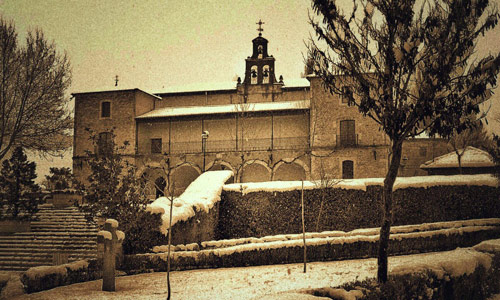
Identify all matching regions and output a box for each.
[0,204,98,271]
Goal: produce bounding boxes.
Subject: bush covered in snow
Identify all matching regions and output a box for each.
[21,259,100,293]
[122,220,500,274]
[219,183,499,239]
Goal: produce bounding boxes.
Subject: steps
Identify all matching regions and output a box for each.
[0,204,98,271]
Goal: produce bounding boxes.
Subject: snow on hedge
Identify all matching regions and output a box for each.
[392,248,492,279]
[151,218,500,252]
[473,238,500,253]
[105,219,119,228]
[147,170,233,235]
[223,174,498,194]
[150,223,498,259]
[25,260,89,280]
[97,230,112,240]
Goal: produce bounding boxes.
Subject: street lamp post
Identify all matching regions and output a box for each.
[202,130,209,172]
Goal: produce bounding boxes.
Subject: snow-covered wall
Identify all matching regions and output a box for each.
[147,170,233,241]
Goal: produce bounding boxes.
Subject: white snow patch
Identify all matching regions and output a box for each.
[147,170,233,235]
[0,274,24,299]
[312,287,364,300]
[392,248,492,279]
[151,218,500,252]
[150,224,497,260]
[25,265,67,280]
[105,219,119,228]
[10,243,499,300]
[473,239,500,253]
[223,174,497,194]
[116,230,125,242]
[421,146,495,169]
[98,230,112,240]
[66,260,89,272]
[136,100,310,119]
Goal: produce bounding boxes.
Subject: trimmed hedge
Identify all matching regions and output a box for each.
[122,224,500,274]
[315,254,500,300]
[20,259,101,294]
[218,185,499,239]
[122,210,165,254]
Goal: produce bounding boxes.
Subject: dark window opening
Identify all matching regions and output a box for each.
[342,160,354,179]
[151,138,162,154]
[340,120,356,146]
[101,101,111,118]
[97,132,113,155]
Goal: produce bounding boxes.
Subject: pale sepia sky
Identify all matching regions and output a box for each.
[0,0,499,182]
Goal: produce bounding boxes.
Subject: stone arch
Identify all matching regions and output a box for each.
[273,160,307,181]
[206,160,235,183]
[240,160,271,183]
[139,167,166,200]
[171,163,201,196]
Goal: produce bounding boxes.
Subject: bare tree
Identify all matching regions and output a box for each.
[0,18,72,161]
[448,122,494,173]
[309,0,500,282]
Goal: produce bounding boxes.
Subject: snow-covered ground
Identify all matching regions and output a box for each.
[10,245,497,300]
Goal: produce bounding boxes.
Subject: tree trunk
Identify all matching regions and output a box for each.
[377,140,403,283]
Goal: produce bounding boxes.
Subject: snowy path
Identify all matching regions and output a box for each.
[11,250,479,300]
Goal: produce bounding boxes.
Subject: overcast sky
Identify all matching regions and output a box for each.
[1,0,499,182]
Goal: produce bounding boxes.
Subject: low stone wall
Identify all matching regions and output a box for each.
[122,221,500,274]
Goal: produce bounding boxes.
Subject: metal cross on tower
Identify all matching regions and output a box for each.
[115,75,119,87]
[256,19,265,36]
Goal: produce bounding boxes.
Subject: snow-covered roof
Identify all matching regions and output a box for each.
[154,78,310,95]
[420,146,495,169]
[136,100,310,119]
[72,88,162,100]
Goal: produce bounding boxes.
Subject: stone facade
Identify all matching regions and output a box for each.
[72,34,448,197]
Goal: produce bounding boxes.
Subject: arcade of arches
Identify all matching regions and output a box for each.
[141,160,308,198]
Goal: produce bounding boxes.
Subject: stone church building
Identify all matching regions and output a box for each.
[72,31,448,197]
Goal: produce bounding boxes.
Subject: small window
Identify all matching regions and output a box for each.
[341,86,353,104]
[342,160,354,179]
[151,138,162,154]
[97,132,113,155]
[101,101,111,118]
[340,120,356,146]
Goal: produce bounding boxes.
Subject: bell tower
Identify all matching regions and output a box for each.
[243,20,277,85]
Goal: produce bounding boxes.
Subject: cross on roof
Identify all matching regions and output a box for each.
[115,75,119,87]
[256,19,265,36]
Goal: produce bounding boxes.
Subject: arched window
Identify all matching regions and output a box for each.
[251,65,258,84]
[262,65,270,84]
[342,160,354,179]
